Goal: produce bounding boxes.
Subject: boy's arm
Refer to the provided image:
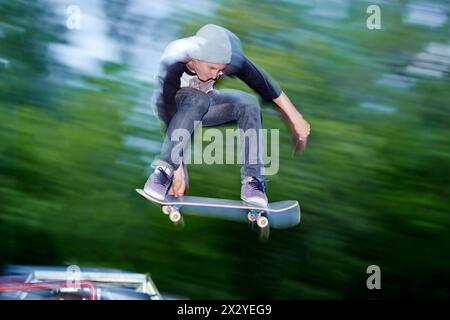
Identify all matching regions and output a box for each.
[233,57,310,152]
[273,91,311,153]
[234,57,282,101]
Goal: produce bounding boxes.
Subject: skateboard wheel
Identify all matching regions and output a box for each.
[257,216,269,229]
[169,210,182,223]
[162,206,170,215]
[247,212,257,222]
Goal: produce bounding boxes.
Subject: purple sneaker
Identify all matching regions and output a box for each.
[241,176,268,207]
[143,166,173,200]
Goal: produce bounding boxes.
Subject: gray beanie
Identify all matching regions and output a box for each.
[189,24,233,64]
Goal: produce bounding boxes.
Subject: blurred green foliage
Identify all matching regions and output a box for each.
[0,0,449,298]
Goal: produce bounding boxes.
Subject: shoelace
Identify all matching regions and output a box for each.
[155,167,172,186]
[248,177,265,192]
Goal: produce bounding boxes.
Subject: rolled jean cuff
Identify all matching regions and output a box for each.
[241,168,266,184]
[151,159,175,173]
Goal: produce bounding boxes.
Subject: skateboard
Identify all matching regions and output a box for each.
[136,189,301,241]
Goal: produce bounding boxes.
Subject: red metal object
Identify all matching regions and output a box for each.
[0,280,97,300]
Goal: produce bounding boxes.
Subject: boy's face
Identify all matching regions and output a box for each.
[190,59,226,82]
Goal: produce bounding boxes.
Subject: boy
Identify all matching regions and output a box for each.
[143,24,310,207]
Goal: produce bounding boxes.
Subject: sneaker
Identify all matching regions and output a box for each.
[143,166,173,200]
[241,176,268,207]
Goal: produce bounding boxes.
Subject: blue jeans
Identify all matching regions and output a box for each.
[152,87,265,182]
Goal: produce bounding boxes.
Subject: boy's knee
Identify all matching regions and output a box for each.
[244,95,259,108]
[235,92,258,108]
[237,94,260,116]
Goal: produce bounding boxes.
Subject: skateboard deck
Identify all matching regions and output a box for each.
[136,189,301,229]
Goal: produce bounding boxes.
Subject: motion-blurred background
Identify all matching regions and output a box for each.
[0,0,449,299]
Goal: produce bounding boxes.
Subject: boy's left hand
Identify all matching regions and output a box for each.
[289,113,311,153]
[168,163,187,197]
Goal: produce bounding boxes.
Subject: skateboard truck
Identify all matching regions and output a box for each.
[247,209,270,242]
[247,209,269,229]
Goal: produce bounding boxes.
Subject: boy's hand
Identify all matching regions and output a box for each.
[290,114,310,153]
[168,163,187,197]
[272,92,311,154]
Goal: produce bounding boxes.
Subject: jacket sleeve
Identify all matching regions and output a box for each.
[235,57,282,101]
